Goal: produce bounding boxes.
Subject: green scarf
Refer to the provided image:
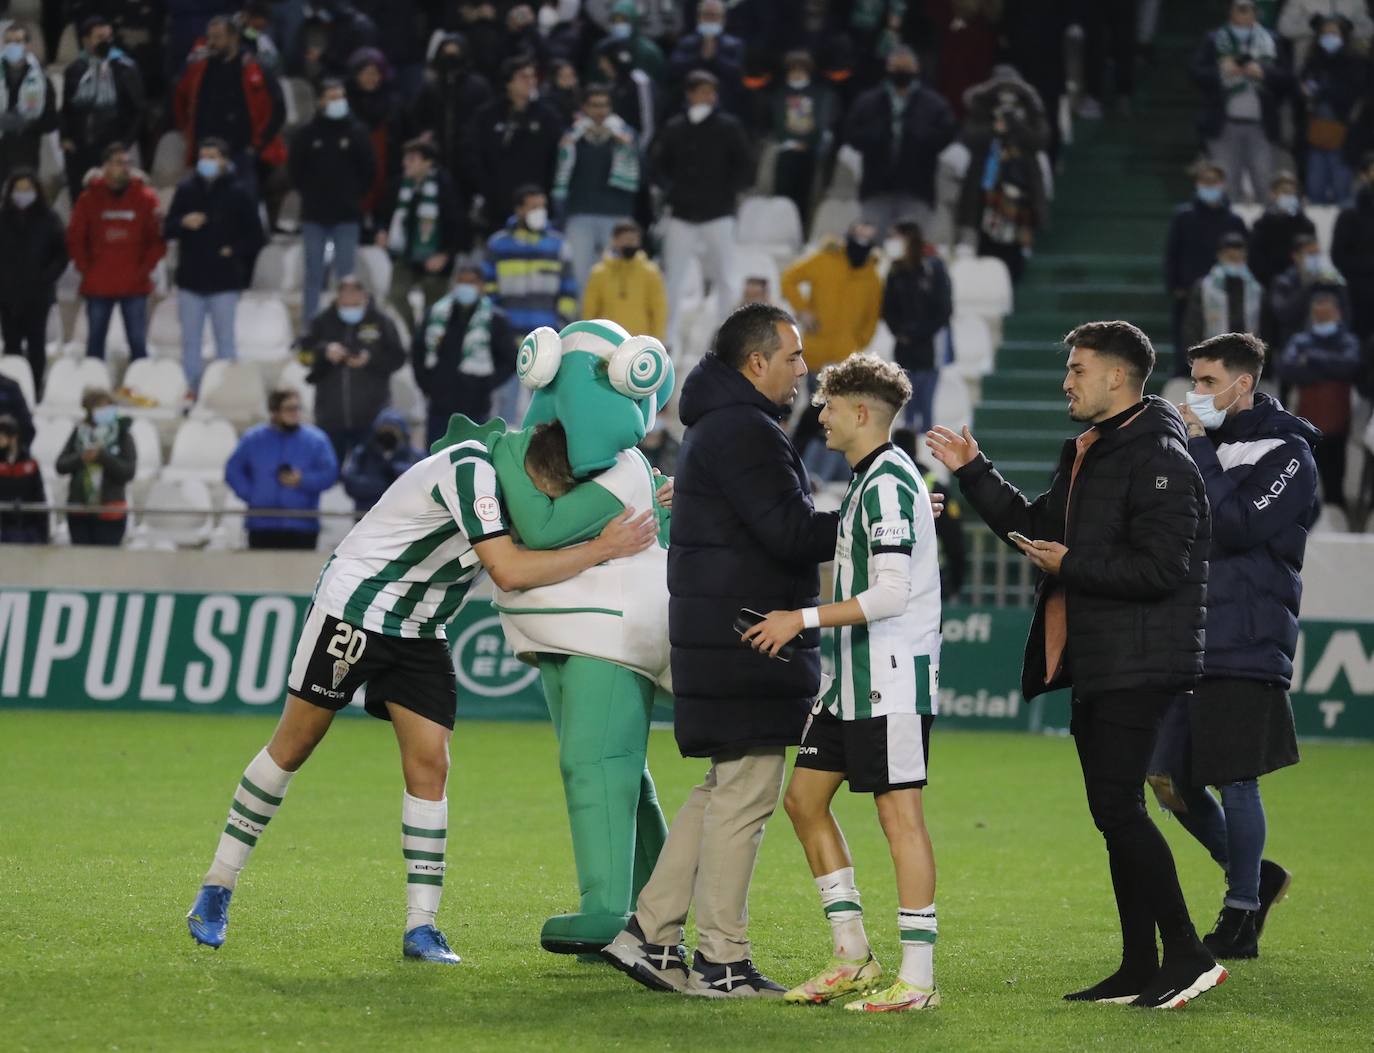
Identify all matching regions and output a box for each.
[387,175,443,263]
[552,115,640,203]
[74,417,120,504]
[425,293,495,377]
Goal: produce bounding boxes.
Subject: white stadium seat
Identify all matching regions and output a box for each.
[950,313,994,379]
[390,364,425,429]
[30,415,75,473]
[163,416,238,484]
[737,195,804,262]
[127,416,164,480]
[828,145,863,200]
[1308,204,1338,255]
[950,255,1014,320]
[354,245,393,298]
[252,240,304,295]
[121,358,188,419]
[148,297,185,359]
[864,321,895,362]
[277,358,315,418]
[67,303,131,358]
[236,296,293,364]
[810,197,860,243]
[151,130,187,189]
[39,357,111,414]
[733,246,782,306]
[134,476,214,548]
[932,369,973,432]
[0,355,36,406]
[193,360,267,429]
[1233,202,1263,229]
[318,483,357,552]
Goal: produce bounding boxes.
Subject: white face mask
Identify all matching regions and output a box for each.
[787,74,809,90]
[1185,375,1244,430]
[524,206,548,231]
[324,97,349,119]
[884,236,907,259]
[687,102,713,124]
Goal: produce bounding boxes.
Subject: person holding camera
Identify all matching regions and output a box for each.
[224,387,339,550]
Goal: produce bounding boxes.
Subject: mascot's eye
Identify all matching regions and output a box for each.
[608,337,670,398]
[516,326,563,389]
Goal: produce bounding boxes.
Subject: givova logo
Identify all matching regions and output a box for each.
[450,616,540,698]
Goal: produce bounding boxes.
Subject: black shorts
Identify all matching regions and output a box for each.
[794,705,934,794]
[287,606,458,729]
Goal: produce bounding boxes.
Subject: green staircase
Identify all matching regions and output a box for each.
[974,4,1219,480]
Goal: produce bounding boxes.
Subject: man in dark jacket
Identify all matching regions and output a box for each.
[164,137,265,393]
[0,24,58,184]
[407,34,491,199]
[0,169,67,397]
[1331,153,1374,339]
[1263,232,1349,350]
[60,16,145,201]
[667,0,745,115]
[927,320,1224,1010]
[300,275,406,462]
[1164,161,1248,375]
[1149,332,1312,961]
[289,79,378,327]
[605,303,834,998]
[649,70,752,352]
[340,407,423,512]
[464,56,565,232]
[882,219,952,433]
[844,46,957,237]
[1247,171,1315,289]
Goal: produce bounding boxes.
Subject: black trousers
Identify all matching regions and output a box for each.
[1,300,50,396]
[248,529,319,550]
[68,514,127,546]
[1313,431,1348,508]
[1072,692,1198,972]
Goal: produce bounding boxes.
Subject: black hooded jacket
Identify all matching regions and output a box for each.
[668,354,838,758]
[956,396,1211,703]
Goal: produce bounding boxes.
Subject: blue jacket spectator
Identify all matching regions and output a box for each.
[340,408,422,512]
[224,387,339,547]
[483,188,578,334]
[1188,392,1319,685]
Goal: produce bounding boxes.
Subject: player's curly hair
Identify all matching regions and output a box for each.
[812,353,912,414]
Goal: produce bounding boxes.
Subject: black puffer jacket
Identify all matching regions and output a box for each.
[668,353,838,758]
[956,396,1210,703]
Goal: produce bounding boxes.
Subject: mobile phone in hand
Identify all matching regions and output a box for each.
[1008,531,1033,547]
[733,607,794,663]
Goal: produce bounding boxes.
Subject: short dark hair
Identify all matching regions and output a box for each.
[80,15,111,38]
[319,76,345,96]
[502,54,536,83]
[714,302,795,370]
[513,183,545,209]
[1218,231,1248,251]
[1063,320,1156,384]
[198,136,229,157]
[268,387,300,413]
[525,422,576,496]
[583,82,613,102]
[4,23,29,41]
[611,218,641,238]
[1271,169,1299,190]
[207,14,239,36]
[101,141,128,162]
[1292,232,1319,254]
[1187,332,1266,380]
[685,70,719,93]
[402,137,437,162]
[783,50,813,73]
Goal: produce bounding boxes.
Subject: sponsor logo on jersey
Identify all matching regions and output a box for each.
[474,495,501,523]
[870,520,911,543]
[798,746,819,756]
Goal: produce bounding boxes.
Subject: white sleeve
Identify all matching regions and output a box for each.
[854,552,910,622]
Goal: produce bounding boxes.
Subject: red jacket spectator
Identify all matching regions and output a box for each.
[67,170,166,298]
[174,38,286,167]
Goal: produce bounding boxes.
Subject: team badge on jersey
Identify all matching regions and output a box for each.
[332,658,350,690]
[474,495,501,523]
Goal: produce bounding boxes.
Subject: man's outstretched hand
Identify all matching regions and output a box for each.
[925,425,980,473]
[596,508,658,560]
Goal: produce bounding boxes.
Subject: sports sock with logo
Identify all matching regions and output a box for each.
[204,748,295,889]
[816,866,869,959]
[898,905,937,988]
[403,792,448,932]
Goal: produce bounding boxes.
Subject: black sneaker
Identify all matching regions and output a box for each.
[1129,950,1228,1010]
[1063,964,1157,1005]
[600,915,690,993]
[684,952,786,999]
[1203,906,1259,960]
[1255,860,1292,938]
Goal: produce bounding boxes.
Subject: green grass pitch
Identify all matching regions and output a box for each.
[2,711,1372,1052]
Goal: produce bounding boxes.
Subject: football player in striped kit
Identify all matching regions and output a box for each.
[185,424,657,964]
[744,353,942,1013]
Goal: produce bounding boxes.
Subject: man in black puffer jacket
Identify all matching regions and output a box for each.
[605,303,836,999]
[928,320,1224,1011]
[1149,332,1315,962]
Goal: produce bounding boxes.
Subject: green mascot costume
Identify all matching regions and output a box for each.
[433,319,675,954]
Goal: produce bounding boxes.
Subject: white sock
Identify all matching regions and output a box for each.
[403,792,447,933]
[816,866,869,960]
[898,905,937,988]
[204,748,295,890]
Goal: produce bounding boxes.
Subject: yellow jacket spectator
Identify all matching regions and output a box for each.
[781,226,883,370]
[580,221,668,340]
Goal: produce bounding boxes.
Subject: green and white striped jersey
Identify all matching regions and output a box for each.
[312,439,508,639]
[822,443,942,721]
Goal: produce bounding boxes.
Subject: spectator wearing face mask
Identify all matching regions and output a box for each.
[299,275,407,462]
[591,38,658,142]
[414,262,517,444]
[1298,16,1365,206]
[289,79,378,327]
[1264,233,1350,351]
[668,0,745,115]
[844,46,957,236]
[770,51,837,231]
[882,220,952,434]
[60,17,145,202]
[379,138,465,333]
[1184,232,1263,349]
[553,83,641,286]
[1332,153,1374,340]
[164,138,265,394]
[0,412,47,544]
[0,23,58,185]
[1278,0,1373,70]
[1248,171,1316,288]
[408,33,491,197]
[590,0,667,86]
[483,185,577,422]
[1165,161,1248,376]
[340,407,424,512]
[581,220,666,340]
[464,56,565,232]
[1192,0,1289,205]
[0,170,67,397]
[1278,291,1361,508]
[56,386,136,546]
[346,47,398,226]
[649,70,751,353]
[173,16,287,205]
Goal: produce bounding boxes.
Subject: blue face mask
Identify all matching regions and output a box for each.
[92,404,118,427]
[196,158,221,180]
[610,22,632,39]
[2,43,25,65]
[1319,33,1343,53]
[1221,262,1247,278]
[453,283,480,307]
[324,98,349,120]
[1302,253,1325,275]
[698,21,722,37]
[1312,320,1339,336]
[1276,192,1299,215]
[1197,184,1224,205]
[337,304,365,325]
